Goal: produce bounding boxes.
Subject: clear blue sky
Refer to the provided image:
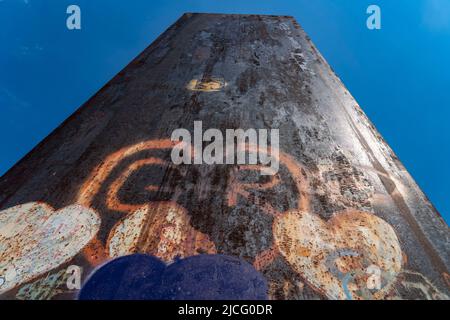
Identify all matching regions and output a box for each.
[1,0,449,223]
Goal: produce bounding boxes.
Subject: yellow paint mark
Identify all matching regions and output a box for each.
[186,78,226,92]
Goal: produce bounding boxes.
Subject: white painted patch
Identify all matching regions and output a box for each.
[0,202,100,294]
[108,206,147,257]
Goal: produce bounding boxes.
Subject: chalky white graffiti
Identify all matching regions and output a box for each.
[0,202,99,294]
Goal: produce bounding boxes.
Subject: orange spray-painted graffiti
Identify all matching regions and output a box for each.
[76,139,215,265]
[74,139,403,300]
[1,138,442,299]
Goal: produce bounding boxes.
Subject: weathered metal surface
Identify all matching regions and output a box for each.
[0,13,448,300]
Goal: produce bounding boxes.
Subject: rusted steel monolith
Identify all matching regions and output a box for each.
[0,13,448,300]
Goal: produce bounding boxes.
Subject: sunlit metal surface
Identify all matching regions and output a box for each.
[0,13,448,300]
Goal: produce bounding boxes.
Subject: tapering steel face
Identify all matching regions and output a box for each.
[0,13,448,300]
